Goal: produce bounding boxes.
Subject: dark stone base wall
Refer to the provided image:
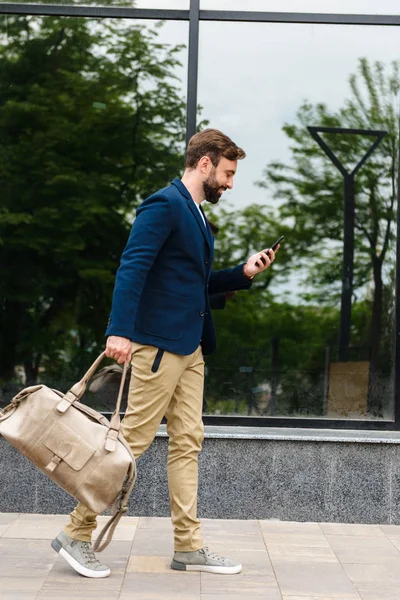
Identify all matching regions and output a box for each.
[1,432,400,524]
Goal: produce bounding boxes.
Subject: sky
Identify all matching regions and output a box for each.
[197,20,400,209]
[4,4,396,299]
[200,0,400,14]
[146,10,400,301]
[135,0,400,13]
[137,6,400,211]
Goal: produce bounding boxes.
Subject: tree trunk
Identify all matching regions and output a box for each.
[23,354,42,386]
[269,337,279,415]
[367,260,383,416]
[0,300,21,382]
[0,345,17,382]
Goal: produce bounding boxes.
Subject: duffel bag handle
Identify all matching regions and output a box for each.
[58,351,108,407]
[0,385,44,421]
[56,352,129,451]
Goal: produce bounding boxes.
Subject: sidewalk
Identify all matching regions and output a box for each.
[1,513,399,600]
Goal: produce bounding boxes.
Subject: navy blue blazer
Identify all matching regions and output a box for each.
[105,178,252,355]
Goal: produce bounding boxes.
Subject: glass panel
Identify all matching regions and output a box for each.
[135,0,189,7]
[0,1,189,8]
[201,0,400,15]
[198,21,399,420]
[0,15,188,410]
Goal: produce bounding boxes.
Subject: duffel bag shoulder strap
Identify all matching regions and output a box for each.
[93,361,136,551]
[92,360,136,552]
[92,463,137,552]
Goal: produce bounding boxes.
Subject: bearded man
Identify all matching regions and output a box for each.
[52,128,276,578]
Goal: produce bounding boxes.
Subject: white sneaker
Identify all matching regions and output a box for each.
[51,531,110,578]
[171,546,242,574]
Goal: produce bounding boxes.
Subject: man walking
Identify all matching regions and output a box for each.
[52,128,277,577]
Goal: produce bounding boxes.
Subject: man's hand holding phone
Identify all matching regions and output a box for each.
[243,235,284,280]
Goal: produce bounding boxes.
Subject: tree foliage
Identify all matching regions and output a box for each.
[203,60,398,417]
[0,15,186,388]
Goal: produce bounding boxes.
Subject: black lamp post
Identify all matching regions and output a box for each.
[307,126,387,362]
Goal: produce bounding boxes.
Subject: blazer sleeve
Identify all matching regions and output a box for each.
[105,194,173,339]
[208,263,252,296]
[209,293,227,310]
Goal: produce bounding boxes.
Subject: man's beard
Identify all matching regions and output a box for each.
[203,172,225,205]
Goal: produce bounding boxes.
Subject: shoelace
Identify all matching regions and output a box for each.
[72,541,99,565]
[200,547,227,564]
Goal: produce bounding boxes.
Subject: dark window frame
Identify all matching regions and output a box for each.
[1,0,400,430]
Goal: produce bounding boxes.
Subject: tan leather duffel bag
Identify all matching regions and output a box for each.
[0,351,136,552]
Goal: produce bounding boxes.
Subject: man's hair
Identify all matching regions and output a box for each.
[185,128,246,169]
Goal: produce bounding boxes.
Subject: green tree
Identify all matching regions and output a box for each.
[202,203,342,416]
[258,58,399,416]
[0,15,186,389]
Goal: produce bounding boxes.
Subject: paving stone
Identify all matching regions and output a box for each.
[320,523,386,537]
[138,516,172,530]
[127,554,198,574]
[263,533,330,548]
[229,550,274,576]
[201,532,266,552]
[0,513,20,538]
[201,591,282,600]
[273,561,359,597]
[380,534,400,552]
[0,525,11,537]
[201,518,262,535]
[282,597,360,600]
[268,545,338,563]
[3,514,70,540]
[200,573,279,596]
[0,576,46,596]
[3,513,138,544]
[355,584,400,599]
[92,515,138,542]
[0,594,39,600]
[344,562,400,584]
[260,520,322,534]
[36,587,120,600]
[0,538,56,578]
[119,572,200,599]
[0,513,20,525]
[326,535,400,563]
[130,527,174,556]
[37,579,122,595]
[2,513,400,600]
[379,525,400,535]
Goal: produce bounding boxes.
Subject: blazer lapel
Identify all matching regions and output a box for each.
[187,198,212,251]
[171,178,212,251]
[200,204,214,249]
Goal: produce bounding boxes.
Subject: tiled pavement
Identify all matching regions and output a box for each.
[1,513,400,599]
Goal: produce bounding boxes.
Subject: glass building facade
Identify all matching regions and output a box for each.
[1,1,400,429]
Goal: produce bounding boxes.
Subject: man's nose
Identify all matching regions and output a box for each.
[226,179,233,190]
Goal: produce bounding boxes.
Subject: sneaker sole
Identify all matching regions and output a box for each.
[171,560,242,574]
[51,540,110,578]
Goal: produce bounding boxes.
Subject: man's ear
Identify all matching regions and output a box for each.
[198,155,212,174]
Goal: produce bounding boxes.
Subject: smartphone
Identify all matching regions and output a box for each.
[270,235,284,252]
[256,236,284,266]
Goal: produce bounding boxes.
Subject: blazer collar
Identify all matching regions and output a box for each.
[171,178,191,199]
[172,178,213,251]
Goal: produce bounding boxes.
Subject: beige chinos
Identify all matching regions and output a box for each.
[64,342,205,552]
